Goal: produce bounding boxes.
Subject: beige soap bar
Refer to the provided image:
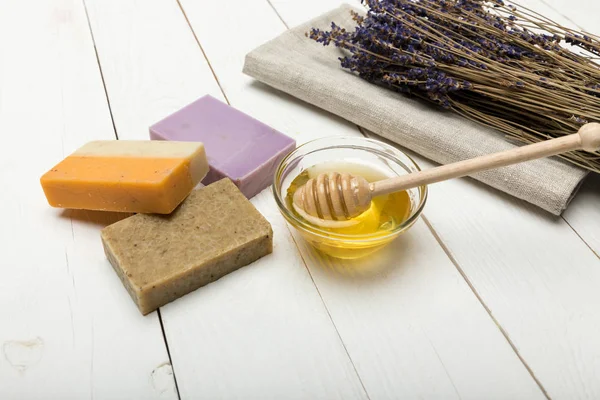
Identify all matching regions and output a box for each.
[101,178,273,315]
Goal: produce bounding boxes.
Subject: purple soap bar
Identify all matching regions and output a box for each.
[149,95,296,199]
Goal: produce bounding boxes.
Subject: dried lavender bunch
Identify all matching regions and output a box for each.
[308,0,600,172]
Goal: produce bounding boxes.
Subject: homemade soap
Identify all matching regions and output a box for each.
[100,178,273,315]
[40,140,209,214]
[149,95,296,199]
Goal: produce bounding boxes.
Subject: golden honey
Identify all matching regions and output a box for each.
[284,161,412,259]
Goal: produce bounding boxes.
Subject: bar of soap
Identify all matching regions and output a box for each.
[40,140,209,214]
[149,95,296,199]
[100,178,273,315]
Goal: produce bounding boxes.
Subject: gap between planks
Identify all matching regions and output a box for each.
[262,0,555,394]
[539,0,585,32]
[288,233,372,400]
[356,126,553,398]
[174,0,372,394]
[158,310,182,400]
[175,0,556,394]
[535,0,600,264]
[266,0,289,29]
[176,0,230,105]
[81,0,576,396]
[81,0,118,139]
[420,215,551,400]
[81,0,183,397]
[563,217,600,260]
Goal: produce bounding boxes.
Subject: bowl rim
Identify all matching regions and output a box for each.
[272,136,428,243]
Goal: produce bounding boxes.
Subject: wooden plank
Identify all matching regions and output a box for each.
[0,0,176,399]
[405,151,600,400]
[268,0,363,27]
[271,0,600,397]
[535,0,600,257]
[82,0,368,399]
[261,0,600,398]
[408,1,600,394]
[177,0,547,398]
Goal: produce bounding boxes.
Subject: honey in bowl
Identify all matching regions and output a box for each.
[284,161,413,259]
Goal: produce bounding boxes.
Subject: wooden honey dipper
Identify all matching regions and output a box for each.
[293,123,600,222]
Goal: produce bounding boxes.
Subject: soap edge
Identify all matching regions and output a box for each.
[100,229,146,314]
[147,96,296,197]
[187,143,209,184]
[149,93,295,144]
[148,94,217,133]
[235,140,297,199]
[39,139,208,214]
[140,231,274,315]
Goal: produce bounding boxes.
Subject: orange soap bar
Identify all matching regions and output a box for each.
[40,140,209,214]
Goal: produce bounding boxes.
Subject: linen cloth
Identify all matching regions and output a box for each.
[242,3,589,215]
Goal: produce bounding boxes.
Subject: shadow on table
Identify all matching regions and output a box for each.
[579,171,600,193]
[59,208,132,228]
[293,230,418,283]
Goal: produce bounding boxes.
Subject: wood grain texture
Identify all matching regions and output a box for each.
[0,0,176,399]
[177,0,547,398]
[267,0,600,398]
[82,0,368,398]
[289,222,546,400]
[408,152,600,400]
[4,0,597,398]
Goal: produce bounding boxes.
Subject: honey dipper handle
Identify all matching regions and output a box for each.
[371,123,600,197]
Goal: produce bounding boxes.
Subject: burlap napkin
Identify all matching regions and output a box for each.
[242,3,589,216]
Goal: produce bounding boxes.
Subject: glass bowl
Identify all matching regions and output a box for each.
[273,136,428,259]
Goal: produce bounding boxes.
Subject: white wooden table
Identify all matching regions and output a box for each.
[2,0,599,399]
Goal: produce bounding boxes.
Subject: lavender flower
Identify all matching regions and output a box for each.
[308,0,600,172]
